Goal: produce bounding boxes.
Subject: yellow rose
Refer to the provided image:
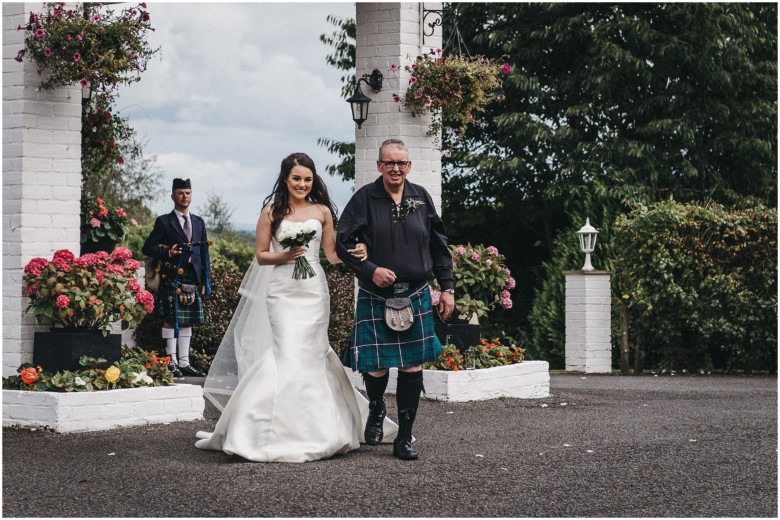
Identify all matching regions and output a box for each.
[104,366,121,383]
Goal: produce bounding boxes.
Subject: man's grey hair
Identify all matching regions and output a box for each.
[378,138,408,160]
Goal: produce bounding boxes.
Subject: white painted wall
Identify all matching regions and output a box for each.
[565,272,612,373]
[354,3,443,212]
[3,3,82,376]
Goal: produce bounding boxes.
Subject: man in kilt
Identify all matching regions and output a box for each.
[337,139,455,460]
[143,178,211,378]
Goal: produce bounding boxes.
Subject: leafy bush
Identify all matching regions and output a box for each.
[210,238,255,273]
[326,267,355,355]
[614,201,777,372]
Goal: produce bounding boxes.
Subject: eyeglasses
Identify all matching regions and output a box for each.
[380,160,410,170]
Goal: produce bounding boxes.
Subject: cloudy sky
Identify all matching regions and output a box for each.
[116,2,357,230]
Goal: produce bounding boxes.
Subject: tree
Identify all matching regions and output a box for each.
[198,190,235,235]
[318,15,356,182]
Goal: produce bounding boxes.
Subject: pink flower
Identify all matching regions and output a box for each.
[76,34,83,41]
[80,78,89,88]
[430,287,441,306]
[141,2,147,7]
[43,48,53,57]
[130,218,138,226]
[487,246,499,257]
[485,259,493,266]
[501,290,511,300]
[73,52,81,62]
[392,94,401,103]
[118,157,125,165]
[505,267,511,277]
[92,14,100,21]
[66,34,72,41]
[416,90,424,99]
[74,253,100,268]
[404,65,412,72]
[55,295,70,309]
[501,297,513,310]
[98,207,108,217]
[455,246,466,256]
[471,251,481,262]
[409,76,418,84]
[95,270,105,282]
[35,28,44,40]
[124,259,141,271]
[112,247,133,260]
[90,217,101,228]
[142,12,150,21]
[389,63,398,71]
[128,278,141,293]
[24,258,49,276]
[115,208,127,218]
[136,289,154,313]
[507,277,516,289]
[424,97,432,106]
[53,249,75,263]
[52,257,71,272]
[106,264,124,275]
[500,63,511,75]
[95,251,110,262]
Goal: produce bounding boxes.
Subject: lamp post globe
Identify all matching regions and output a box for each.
[576,218,599,271]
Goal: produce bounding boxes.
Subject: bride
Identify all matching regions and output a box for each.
[195,152,397,462]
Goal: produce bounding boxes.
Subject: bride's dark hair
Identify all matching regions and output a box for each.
[262,152,338,236]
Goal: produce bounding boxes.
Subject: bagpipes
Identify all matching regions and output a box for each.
[151,240,213,338]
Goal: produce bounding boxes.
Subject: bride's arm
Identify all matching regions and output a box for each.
[256,206,304,265]
[321,206,367,265]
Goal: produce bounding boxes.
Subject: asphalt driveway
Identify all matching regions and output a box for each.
[3,374,777,517]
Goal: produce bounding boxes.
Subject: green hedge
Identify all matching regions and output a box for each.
[613,201,777,372]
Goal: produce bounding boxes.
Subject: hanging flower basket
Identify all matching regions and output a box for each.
[391,48,511,139]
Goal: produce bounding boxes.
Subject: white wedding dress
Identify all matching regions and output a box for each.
[195,219,397,462]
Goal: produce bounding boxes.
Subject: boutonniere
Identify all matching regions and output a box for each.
[403,198,425,216]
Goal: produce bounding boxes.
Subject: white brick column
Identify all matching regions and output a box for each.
[564,271,612,373]
[3,3,82,376]
[354,2,443,212]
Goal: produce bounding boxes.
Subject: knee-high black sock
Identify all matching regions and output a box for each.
[395,370,423,412]
[362,372,389,402]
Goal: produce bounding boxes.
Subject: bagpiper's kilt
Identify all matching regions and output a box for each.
[156,264,205,325]
[343,284,443,372]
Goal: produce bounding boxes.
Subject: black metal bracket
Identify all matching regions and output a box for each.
[421,5,445,46]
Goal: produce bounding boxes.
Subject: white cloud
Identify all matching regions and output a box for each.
[117,2,357,230]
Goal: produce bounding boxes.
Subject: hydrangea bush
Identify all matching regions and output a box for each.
[430,243,516,321]
[23,247,154,335]
[81,196,137,245]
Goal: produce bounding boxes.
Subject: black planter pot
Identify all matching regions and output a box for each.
[33,329,121,372]
[80,236,117,255]
[433,314,481,353]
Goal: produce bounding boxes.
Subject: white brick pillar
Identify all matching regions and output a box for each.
[564,271,612,373]
[3,3,82,375]
[354,2,443,212]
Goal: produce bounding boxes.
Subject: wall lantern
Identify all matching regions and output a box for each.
[576,218,599,271]
[347,69,383,128]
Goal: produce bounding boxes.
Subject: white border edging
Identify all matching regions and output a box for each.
[345,361,550,402]
[2,384,204,433]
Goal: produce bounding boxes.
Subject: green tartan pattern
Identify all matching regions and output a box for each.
[156,264,205,325]
[343,285,442,372]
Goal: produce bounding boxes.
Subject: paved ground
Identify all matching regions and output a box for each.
[2,374,777,518]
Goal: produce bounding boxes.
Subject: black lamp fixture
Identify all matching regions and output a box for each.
[347,69,383,129]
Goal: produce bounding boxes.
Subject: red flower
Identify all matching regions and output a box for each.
[55,295,70,309]
[20,367,39,385]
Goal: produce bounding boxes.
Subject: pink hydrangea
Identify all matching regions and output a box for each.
[130,218,138,226]
[485,259,493,266]
[111,247,133,260]
[26,283,38,295]
[124,259,141,271]
[501,290,511,300]
[94,251,110,262]
[55,295,70,309]
[115,208,127,218]
[24,258,49,276]
[505,267,511,277]
[90,218,101,228]
[53,249,75,263]
[95,270,104,282]
[455,246,467,256]
[135,289,155,313]
[501,297,513,310]
[487,246,499,257]
[52,257,71,272]
[507,277,516,289]
[74,253,99,268]
[128,278,141,293]
[106,264,125,275]
[471,251,481,262]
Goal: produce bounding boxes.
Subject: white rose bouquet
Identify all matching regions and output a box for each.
[277,222,318,280]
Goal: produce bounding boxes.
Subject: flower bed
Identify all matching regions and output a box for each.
[345,361,549,402]
[2,384,204,433]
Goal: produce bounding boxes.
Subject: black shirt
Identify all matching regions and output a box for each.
[336,177,454,293]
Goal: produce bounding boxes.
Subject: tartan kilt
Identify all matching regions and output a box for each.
[156,264,205,325]
[343,284,443,372]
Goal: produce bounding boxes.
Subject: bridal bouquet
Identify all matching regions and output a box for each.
[277,222,318,280]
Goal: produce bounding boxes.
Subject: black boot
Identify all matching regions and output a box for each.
[393,370,423,461]
[393,408,419,460]
[362,372,389,445]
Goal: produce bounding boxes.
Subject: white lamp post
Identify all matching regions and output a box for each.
[576,218,598,271]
